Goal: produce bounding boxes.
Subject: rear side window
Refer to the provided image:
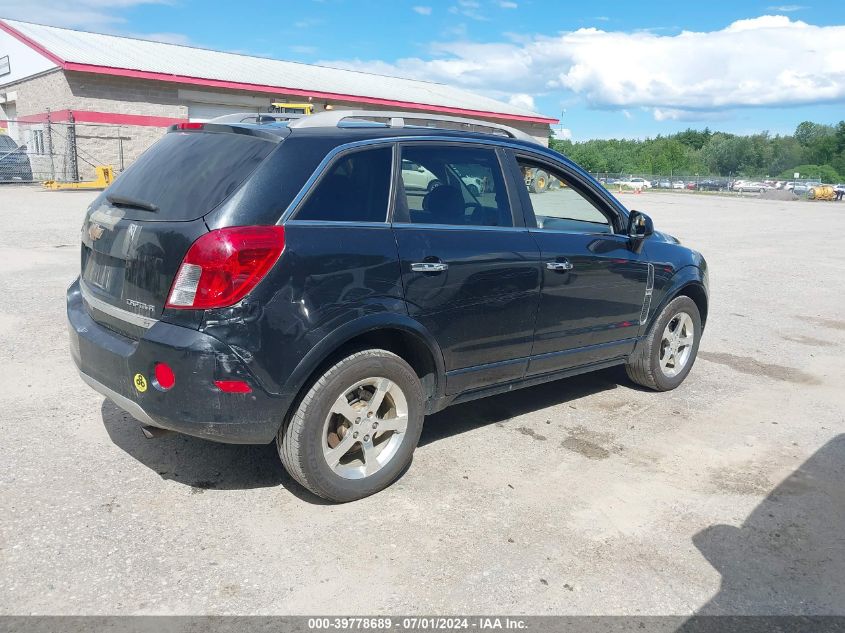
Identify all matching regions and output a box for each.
[100,131,275,221]
[295,147,392,222]
[0,135,17,151]
[396,145,512,227]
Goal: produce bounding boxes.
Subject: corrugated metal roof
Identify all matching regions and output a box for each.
[2,19,554,122]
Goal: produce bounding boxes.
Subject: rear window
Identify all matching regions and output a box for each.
[101,131,275,221]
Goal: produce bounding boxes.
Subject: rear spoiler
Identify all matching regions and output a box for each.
[166,121,288,142]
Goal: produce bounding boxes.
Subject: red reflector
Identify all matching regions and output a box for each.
[154,363,176,390]
[214,380,252,393]
[166,226,285,309]
[177,122,204,130]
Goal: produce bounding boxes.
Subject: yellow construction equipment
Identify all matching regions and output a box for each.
[269,102,314,115]
[43,165,115,191]
[807,185,836,201]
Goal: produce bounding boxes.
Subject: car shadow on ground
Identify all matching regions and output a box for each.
[678,434,845,626]
[101,367,626,501]
[418,367,623,447]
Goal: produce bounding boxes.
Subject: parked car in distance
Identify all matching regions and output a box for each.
[656,179,672,189]
[733,180,771,193]
[0,135,33,182]
[67,110,708,502]
[792,181,821,195]
[672,180,686,189]
[401,158,486,195]
[618,177,652,190]
[696,179,728,192]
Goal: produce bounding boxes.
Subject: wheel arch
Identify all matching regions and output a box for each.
[647,265,709,334]
[676,281,708,329]
[280,314,446,425]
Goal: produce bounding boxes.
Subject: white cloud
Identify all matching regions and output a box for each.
[320,16,845,119]
[498,1,518,8]
[653,108,712,122]
[412,6,432,15]
[294,17,324,28]
[622,110,633,120]
[449,0,488,21]
[766,4,806,11]
[552,127,572,140]
[508,93,535,111]
[0,0,171,28]
[0,0,198,46]
[140,32,193,45]
[290,44,318,55]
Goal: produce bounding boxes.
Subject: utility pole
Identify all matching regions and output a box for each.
[67,111,78,182]
[45,108,55,181]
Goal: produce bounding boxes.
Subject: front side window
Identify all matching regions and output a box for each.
[397,145,512,227]
[517,158,613,234]
[296,146,392,222]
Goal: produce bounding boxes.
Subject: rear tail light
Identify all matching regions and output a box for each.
[166,226,285,309]
[177,122,204,130]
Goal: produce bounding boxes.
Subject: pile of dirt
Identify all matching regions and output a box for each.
[761,189,800,201]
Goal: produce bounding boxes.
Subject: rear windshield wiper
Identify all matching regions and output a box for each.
[106,194,159,212]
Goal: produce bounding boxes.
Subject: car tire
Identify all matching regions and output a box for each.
[625,295,702,392]
[467,184,480,196]
[426,179,443,192]
[278,349,425,502]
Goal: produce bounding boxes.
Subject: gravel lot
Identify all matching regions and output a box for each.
[1,186,843,615]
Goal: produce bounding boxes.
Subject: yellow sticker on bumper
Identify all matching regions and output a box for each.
[133,373,148,393]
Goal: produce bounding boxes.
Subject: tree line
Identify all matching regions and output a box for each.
[549,121,845,182]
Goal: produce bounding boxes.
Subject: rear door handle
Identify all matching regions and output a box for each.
[546,260,574,272]
[411,262,449,273]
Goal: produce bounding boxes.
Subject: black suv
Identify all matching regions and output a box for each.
[68,111,708,502]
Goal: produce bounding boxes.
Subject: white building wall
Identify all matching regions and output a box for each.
[0,29,58,88]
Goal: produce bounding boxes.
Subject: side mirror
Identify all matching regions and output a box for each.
[627,210,654,239]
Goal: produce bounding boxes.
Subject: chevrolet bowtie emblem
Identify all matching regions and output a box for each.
[87,223,105,241]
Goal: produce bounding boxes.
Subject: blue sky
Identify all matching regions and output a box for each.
[2,0,844,141]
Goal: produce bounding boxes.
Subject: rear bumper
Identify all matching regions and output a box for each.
[67,278,282,444]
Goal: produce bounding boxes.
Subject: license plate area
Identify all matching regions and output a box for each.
[82,247,125,297]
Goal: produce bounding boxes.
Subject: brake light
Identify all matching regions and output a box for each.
[177,122,204,130]
[166,226,285,309]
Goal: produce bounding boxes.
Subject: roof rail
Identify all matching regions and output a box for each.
[207,112,307,124]
[287,110,542,145]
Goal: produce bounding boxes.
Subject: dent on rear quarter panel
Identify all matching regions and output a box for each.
[199,223,406,396]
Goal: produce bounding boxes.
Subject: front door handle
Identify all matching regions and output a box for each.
[546,260,574,272]
[411,262,449,273]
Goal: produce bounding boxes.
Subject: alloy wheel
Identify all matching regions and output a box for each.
[659,312,695,378]
[321,377,409,479]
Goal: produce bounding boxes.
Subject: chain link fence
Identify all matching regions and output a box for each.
[1,118,130,184]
